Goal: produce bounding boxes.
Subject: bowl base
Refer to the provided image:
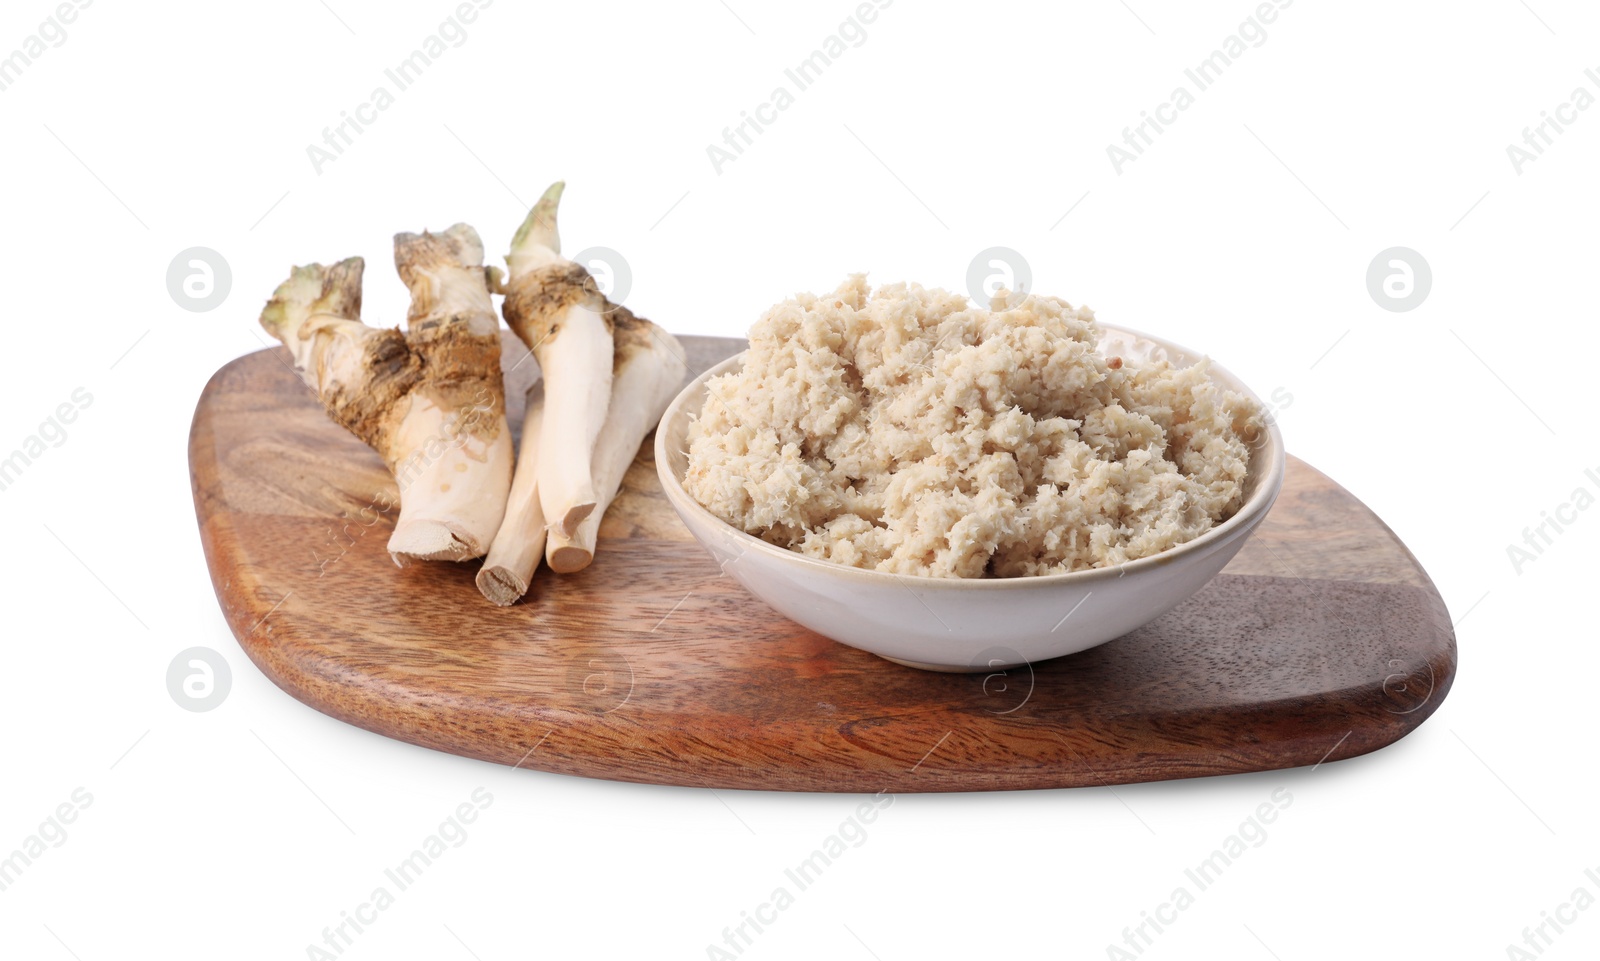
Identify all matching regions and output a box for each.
[876,654,1024,673]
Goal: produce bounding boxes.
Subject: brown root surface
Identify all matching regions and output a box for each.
[406,324,508,444]
[502,261,614,352]
[321,327,421,457]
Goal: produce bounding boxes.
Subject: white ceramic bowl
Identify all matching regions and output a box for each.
[655,324,1285,672]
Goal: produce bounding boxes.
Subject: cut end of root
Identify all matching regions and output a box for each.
[546,543,594,575]
[475,566,528,606]
[551,502,596,539]
[393,223,487,290]
[388,519,482,564]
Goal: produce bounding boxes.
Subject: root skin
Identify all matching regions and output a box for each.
[501,192,617,544]
[544,317,686,570]
[477,389,548,604]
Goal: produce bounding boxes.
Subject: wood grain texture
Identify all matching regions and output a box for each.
[189,333,1456,792]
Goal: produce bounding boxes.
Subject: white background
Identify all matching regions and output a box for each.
[2,0,1595,958]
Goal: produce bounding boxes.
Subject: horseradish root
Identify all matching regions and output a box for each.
[545,312,685,573]
[500,182,616,539]
[476,384,548,605]
[258,229,513,567]
[383,223,514,563]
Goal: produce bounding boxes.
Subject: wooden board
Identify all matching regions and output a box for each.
[189,334,1456,792]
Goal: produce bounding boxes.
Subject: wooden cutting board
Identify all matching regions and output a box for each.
[190,333,1456,792]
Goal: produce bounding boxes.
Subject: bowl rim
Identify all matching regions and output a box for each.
[654,322,1286,590]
